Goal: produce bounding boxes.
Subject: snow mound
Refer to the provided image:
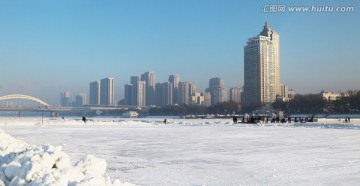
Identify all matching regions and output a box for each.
[0,129,137,186]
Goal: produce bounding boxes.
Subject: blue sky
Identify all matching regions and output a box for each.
[0,0,359,105]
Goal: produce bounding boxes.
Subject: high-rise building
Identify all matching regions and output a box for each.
[73,93,87,107]
[163,82,173,106]
[124,84,133,105]
[100,77,114,106]
[60,91,71,107]
[213,87,227,105]
[244,21,280,106]
[189,83,197,98]
[141,71,156,106]
[208,77,227,105]
[168,74,180,104]
[129,76,140,105]
[230,87,242,103]
[209,77,224,89]
[155,82,173,106]
[89,81,100,105]
[178,81,189,104]
[135,81,146,107]
[203,91,211,107]
[130,76,140,85]
[155,83,163,106]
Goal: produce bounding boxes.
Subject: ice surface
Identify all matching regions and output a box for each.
[1,117,360,185]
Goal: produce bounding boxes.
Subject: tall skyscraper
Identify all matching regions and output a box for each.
[203,91,211,107]
[244,21,280,106]
[155,82,173,106]
[130,76,140,85]
[89,81,100,105]
[155,83,163,106]
[230,87,242,103]
[209,77,224,89]
[124,84,133,105]
[129,75,140,105]
[141,71,156,106]
[168,74,180,104]
[189,83,197,97]
[135,81,146,107]
[178,81,189,104]
[100,77,114,106]
[213,87,227,105]
[208,77,227,105]
[60,91,71,107]
[163,82,173,106]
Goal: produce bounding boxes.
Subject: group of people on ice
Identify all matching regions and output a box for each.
[344,117,351,123]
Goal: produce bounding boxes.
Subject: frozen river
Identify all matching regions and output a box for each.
[1,118,360,185]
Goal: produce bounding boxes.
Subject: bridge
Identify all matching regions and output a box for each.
[0,94,134,116]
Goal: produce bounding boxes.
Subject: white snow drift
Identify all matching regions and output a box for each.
[0,129,136,186]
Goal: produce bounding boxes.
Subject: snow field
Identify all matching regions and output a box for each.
[0,128,136,186]
[1,117,360,185]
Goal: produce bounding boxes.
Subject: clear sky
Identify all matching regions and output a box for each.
[0,0,359,105]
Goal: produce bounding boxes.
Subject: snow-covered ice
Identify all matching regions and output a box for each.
[1,117,360,185]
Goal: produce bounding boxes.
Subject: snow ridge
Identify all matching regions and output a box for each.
[0,129,136,186]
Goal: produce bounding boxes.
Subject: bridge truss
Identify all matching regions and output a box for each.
[0,94,50,108]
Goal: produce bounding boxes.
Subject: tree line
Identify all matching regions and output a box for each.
[148,90,360,116]
[273,90,360,114]
[148,101,240,116]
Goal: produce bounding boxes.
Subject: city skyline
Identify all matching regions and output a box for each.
[0,1,359,105]
[58,73,237,107]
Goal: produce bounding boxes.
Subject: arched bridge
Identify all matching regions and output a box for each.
[0,94,50,107]
[0,94,132,115]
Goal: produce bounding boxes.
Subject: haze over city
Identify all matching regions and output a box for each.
[0,0,359,105]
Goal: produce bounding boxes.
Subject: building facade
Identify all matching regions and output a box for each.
[277,83,289,102]
[130,76,140,85]
[124,84,133,105]
[288,89,297,100]
[130,76,140,105]
[73,93,87,107]
[168,74,180,104]
[60,91,71,107]
[178,81,190,105]
[230,87,242,103]
[190,92,204,105]
[141,71,156,106]
[322,91,344,101]
[155,82,173,106]
[213,87,227,105]
[208,77,227,105]
[203,91,211,107]
[189,83,197,97]
[244,21,280,106]
[89,81,100,105]
[100,77,114,106]
[135,81,146,107]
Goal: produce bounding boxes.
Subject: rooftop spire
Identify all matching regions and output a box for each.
[260,21,272,37]
[264,20,270,30]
